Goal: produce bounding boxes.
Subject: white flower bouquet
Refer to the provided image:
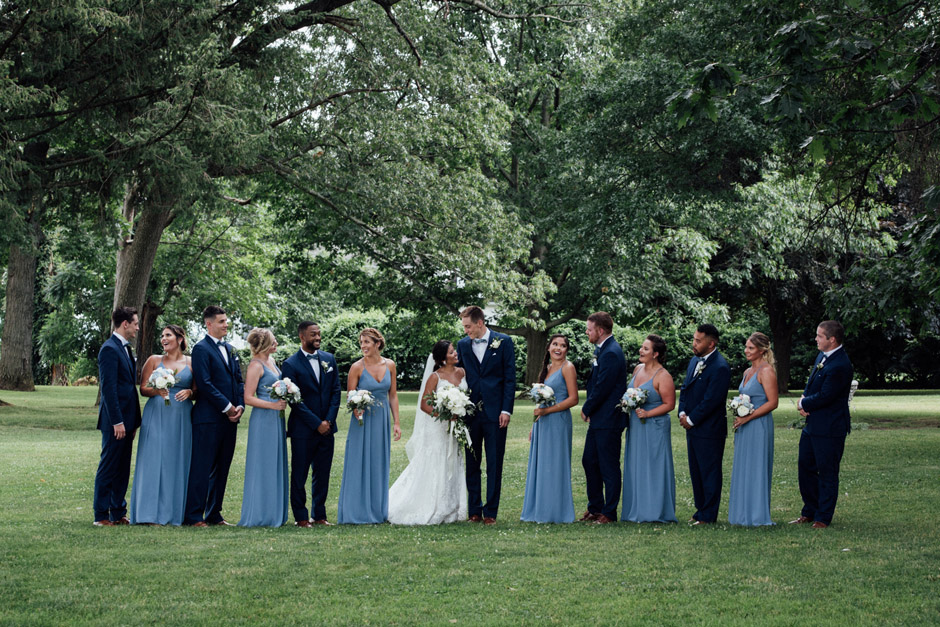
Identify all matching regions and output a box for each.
[346,389,378,426]
[267,377,301,419]
[528,383,556,421]
[617,387,649,420]
[728,393,755,431]
[147,366,178,406]
[424,383,477,451]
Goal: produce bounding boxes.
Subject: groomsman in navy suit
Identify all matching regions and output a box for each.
[456,306,516,525]
[93,307,142,526]
[579,311,627,524]
[281,321,341,527]
[184,306,244,526]
[791,320,854,529]
[678,324,732,525]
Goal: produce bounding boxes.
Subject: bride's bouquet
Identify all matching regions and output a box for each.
[424,383,477,452]
[346,389,378,426]
[528,383,556,422]
[147,366,178,406]
[267,377,301,419]
[617,387,649,422]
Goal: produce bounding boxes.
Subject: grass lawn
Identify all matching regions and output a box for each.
[1,386,938,624]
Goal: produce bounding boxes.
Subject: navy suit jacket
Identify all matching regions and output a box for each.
[581,336,628,430]
[456,331,516,424]
[678,350,731,440]
[281,349,341,438]
[191,336,245,426]
[97,334,141,431]
[802,347,853,437]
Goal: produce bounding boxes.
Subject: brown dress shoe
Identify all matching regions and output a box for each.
[191,521,209,528]
[468,515,483,523]
[210,519,235,526]
[788,516,813,524]
[689,520,711,526]
[295,520,314,528]
[594,514,615,524]
[93,520,116,527]
[115,517,130,525]
[312,519,333,526]
[579,511,598,522]
[811,521,828,529]
[483,517,497,525]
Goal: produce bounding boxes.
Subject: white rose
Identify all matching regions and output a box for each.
[155,377,169,388]
[350,394,362,404]
[736,405,750,417]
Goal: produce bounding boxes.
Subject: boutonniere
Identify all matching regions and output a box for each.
[815,358,826,371]
[489,338,502,350]
[693,361,706,378]
[320,360,333,373]
[592,358,598,367]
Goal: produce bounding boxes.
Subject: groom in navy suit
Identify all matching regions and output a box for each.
[579,311,627,524]
[93,307,142,526]
[678,323,731,525]
[184,306,244,526]
[456,306,515,525]
[281,321,341,527]
[791,320,854,529]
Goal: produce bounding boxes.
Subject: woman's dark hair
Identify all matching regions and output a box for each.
[646,334,667,363]
[164,324,188,353]
[538,334,570,383]
[432,340,453,370]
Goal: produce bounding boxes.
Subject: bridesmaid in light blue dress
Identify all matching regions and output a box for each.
[621,334,678,523]
[521,334,578,523]
[130,325,193,525]
[338,328,402,524]
[729,332,779,527]
[239,328,289,527]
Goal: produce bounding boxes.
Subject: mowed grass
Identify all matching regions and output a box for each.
[0,386,938,625]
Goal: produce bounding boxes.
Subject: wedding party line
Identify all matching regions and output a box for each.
[94,304,853,530]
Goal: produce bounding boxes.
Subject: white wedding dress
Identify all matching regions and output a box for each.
[388,360,468,525]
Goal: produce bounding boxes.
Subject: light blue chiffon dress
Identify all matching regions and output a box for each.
[129,363,193,525]
[520,368,575,523]
[338,366,391,524]
[728,372,775,526]
[620,371,677,523]
[238,362,289,527]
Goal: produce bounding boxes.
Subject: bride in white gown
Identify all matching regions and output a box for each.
[388,340,468,525]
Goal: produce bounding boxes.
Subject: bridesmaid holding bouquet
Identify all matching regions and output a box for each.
[338,328,401,524]
[129,325,193,525]
[238,328,289,527]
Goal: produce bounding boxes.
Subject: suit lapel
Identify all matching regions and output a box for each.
[116,336,134,377]
[479,335,495,372]
[307,351,322,391]
[461,339,480,376]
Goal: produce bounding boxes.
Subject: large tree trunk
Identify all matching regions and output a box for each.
[0,203,43,391]
[767,290,795,394]
[523,328,549,385]
[111,177,176,379]
[137,298,164,378]
[0,142,48,392]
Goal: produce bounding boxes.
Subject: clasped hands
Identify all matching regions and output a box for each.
[797,395,809,418]
[678,412,691,430]
[226,405,244,423]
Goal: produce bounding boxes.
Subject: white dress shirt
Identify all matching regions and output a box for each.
[472,329,491,363]
[302,350,321,381]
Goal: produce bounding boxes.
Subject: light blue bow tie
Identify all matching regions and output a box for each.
[473,338,488,345]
